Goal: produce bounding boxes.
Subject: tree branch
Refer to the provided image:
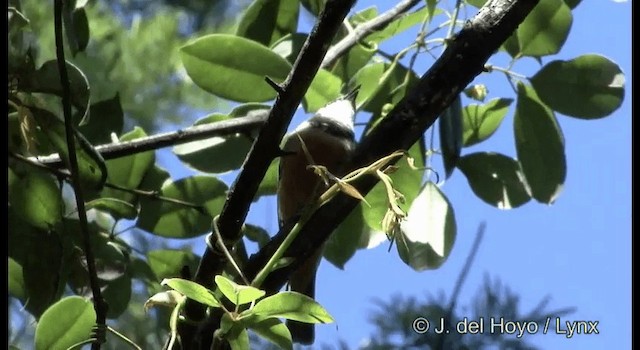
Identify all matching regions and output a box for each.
[177,1,358,349]
[243,0,539,300]
[321,0,422,69]
[29,113,268,167]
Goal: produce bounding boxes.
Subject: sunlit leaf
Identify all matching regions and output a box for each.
[8,165,62,230]
[362,142,424,231]
[463,98,512,147]
[248,292,334,324]
[248,318,292,350]
[398,182,456,271]
[174,114,253,174]
[161,278,220,307]
[181,34,291,102]
[35,296,96,350]
[214,275,265,306]
[9,257,25,300]
[303,69,343,113]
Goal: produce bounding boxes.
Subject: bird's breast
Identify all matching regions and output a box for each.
[278,129,355,225]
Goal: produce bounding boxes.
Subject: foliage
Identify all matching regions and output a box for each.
[7,0,624,349]
[362,275,575,350]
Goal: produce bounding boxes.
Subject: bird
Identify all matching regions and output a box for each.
[277,86,359,344]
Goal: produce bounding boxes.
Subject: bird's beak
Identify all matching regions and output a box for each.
[343,85,361,107]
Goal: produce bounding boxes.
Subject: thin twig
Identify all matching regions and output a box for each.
[436,222,486,350]
[321,0,422,68]
[29,112,267,167]
[103,182,207,214]
[10,152,206,213]
[53,1,107,348]
[208,216,250,285]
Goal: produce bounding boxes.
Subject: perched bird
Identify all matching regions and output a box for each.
[277,86,359,344]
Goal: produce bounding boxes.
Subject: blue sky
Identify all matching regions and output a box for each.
[305,1,631,349]
[154,1,632,349]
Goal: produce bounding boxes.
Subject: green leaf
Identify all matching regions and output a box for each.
[35,296,96,350]
[8,214,65,317]
[161,278,220,308]
[100,127,154,214]
[243,224,271,248]
[255,158,279,199]
[101,273,132,318]
[63,6,90,56]
[427,0,438,20]
[303,69,343,113]
[324,205,365,269]
[9,257,25,300]
[180,34,291,102]
[397,182,456,271]
[462,98,513,147]
[349,6,377,26]
[173,114,254,174]
[138,165,171,193]
[530,54,625,119]
[330,41,376,82]
[353,62,419,115]
[29,107,107,191]
[271,33,308,64]
[215,275,266,306]
[8,166,63,230]
[439,95,463,179]
[236,0,299,47]
[8,6,30,29]
[514,83,566,204]
[20,60,90,124]
[362,142,424,231]
[129,257,157,282]
[249,292,334,324]
[85,233,129,282]
[147,249,200,281]
[365,6,439,44]
[230,103,273,119]
[137,175,227,238]
[457,152,531,209]
[503,0,572,57]
[86,198,137,220]
[249,318,292,350]
[226,325,250,350]
[77,94,124,145]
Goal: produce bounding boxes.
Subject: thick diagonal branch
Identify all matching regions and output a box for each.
[176,1,357,349]
[244,0,539,297]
